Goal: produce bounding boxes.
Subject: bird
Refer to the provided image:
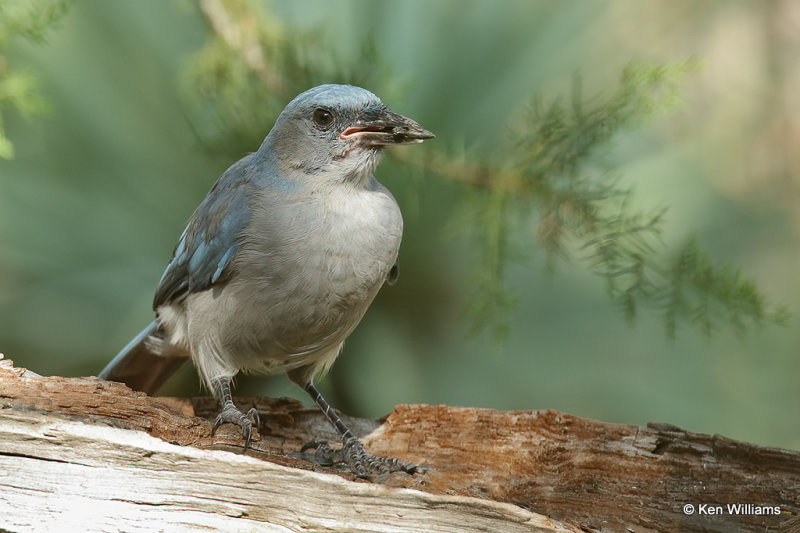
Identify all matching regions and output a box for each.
[99,84,434,476]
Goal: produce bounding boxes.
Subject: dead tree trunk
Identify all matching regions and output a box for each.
[1,355,798,533]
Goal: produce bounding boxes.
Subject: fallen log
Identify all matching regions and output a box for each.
[1,355,797,532]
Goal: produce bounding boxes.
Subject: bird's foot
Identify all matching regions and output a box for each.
[292,436,420,478]
[211,402,260,449]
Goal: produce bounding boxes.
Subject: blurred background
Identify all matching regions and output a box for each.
[1,0,798,450]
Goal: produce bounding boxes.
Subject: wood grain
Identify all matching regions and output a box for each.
[1,355,798,532]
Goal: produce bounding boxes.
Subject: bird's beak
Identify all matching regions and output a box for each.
[340,109,435,146]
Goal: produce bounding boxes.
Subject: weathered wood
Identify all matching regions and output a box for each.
[1,355,798,533]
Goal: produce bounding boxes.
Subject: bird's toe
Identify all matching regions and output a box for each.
[211,403,259,449]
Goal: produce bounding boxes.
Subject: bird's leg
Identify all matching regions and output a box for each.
[210,376,260,449]
[295,382,418,477]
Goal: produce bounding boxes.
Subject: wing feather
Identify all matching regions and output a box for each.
[153,154,257,309]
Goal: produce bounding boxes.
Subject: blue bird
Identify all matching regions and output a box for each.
[99,84,434,476]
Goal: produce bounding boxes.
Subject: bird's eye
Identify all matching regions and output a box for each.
[312,108,334,128]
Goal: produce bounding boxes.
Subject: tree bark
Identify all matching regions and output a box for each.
[0,355,798,533]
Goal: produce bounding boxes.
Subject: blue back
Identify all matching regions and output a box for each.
[153,154,257,308]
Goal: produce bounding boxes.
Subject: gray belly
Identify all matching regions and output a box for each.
[217,184,403,369]
[227,251,388,361]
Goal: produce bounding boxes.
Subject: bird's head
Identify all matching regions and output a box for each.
[262,84,434,185]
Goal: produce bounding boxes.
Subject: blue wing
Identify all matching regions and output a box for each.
[153,154,256,309]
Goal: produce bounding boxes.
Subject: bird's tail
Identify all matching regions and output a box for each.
[99,320,189,395]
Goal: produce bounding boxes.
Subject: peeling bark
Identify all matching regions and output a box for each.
[0,356,797,533]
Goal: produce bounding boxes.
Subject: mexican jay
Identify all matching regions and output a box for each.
[99,84,434,476]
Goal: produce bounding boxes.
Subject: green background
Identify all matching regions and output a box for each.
[1,1,798,450]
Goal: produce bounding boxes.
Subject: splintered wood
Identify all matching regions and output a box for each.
[0,357,798,533]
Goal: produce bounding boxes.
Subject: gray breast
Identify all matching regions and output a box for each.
[224,180,403,365]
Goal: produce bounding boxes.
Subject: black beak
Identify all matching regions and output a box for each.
[341,109,435,146]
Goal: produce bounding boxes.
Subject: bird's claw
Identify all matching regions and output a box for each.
[211,404,260,449]
[291,436,420,478]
